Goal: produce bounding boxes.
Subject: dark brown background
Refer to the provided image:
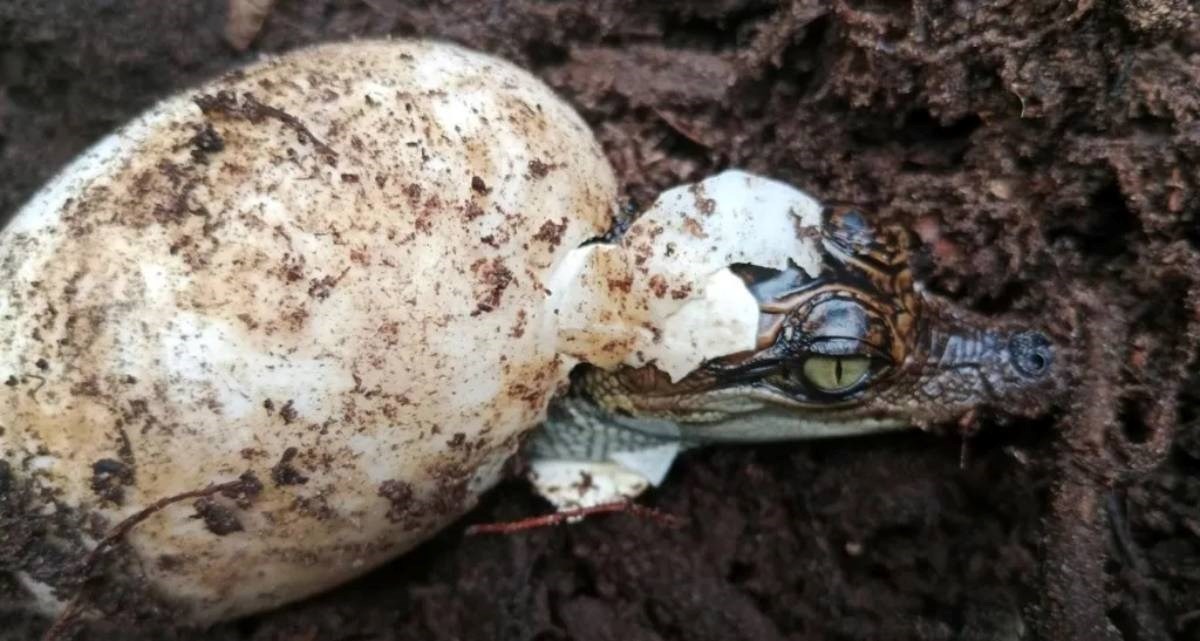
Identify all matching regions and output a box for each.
[2,1,1199,640]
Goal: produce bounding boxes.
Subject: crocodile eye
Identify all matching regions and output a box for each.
[801,355,871,393]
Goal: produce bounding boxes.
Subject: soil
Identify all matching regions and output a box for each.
[2,1,1199,640]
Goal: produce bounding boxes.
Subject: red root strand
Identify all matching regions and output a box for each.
[40,472,262,641]
[466,501,685,535]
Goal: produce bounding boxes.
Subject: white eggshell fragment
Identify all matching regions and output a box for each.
[526,460,652,512]
[551,170,824,380]
[0,39,616,622]
[546,243,640,368]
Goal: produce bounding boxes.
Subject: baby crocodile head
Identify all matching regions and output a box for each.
[578,209,1061,441]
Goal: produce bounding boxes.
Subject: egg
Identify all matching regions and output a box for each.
[0,38,622,623]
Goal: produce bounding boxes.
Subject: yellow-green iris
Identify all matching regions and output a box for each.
[801,356,871,393]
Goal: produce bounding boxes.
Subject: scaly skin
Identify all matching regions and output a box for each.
[574,209,1061,441]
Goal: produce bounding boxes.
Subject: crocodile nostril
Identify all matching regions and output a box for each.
[1009,331,1053,378]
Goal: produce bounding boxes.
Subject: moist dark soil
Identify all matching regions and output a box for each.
[2,1,1199,640]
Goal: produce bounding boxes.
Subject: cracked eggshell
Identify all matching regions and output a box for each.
[527,460,653,512]
[0,39,616,622]
[552,170,824,380]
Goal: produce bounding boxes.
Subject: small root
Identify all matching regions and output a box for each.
[194,91,338,161]
[652,108,714,149]
[39,472,263,641]
[466,501,685,535]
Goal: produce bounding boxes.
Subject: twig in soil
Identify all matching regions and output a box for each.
[1105,491,1170,639]
[465,501,685,535]
[736,0,828,73]
[40,472,263,641]
[652,108,713,149]
[194,91,338,160]
[1040,289,1125,641]
[1107,492,1152,576]
[225,0,277,51]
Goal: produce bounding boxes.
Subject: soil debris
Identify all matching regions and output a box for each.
[194,91,337,159]
[270,447,309,486]
[191,497,244,536]
[89,459,135,505]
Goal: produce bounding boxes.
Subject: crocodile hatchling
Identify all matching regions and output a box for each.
[528,191,1057,509]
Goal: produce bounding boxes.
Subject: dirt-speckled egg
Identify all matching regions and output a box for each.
[0,38,618,622]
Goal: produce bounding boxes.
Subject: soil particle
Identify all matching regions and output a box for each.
[270,447,309,486]
[280,255,305,283]
[526,158,554,178]
[607,276,633,294]
[648,274,669,298]
[278,399,298,424]
[404,183,422,202]
[531,217,568,247]
[509,309,528,338]
[377,479,415,524]
[681,216,708,238]
[90,458,135,505]
[224,471,265,508]
[306,267,348,300]
[462,200,486,221]
[188,123,224,161]
[469,257,513,316]
[191,497,243,536]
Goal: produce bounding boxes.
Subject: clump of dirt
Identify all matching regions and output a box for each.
[1,1,1198,640]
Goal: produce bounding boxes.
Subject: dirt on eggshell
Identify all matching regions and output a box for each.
[1,1,1199,640]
